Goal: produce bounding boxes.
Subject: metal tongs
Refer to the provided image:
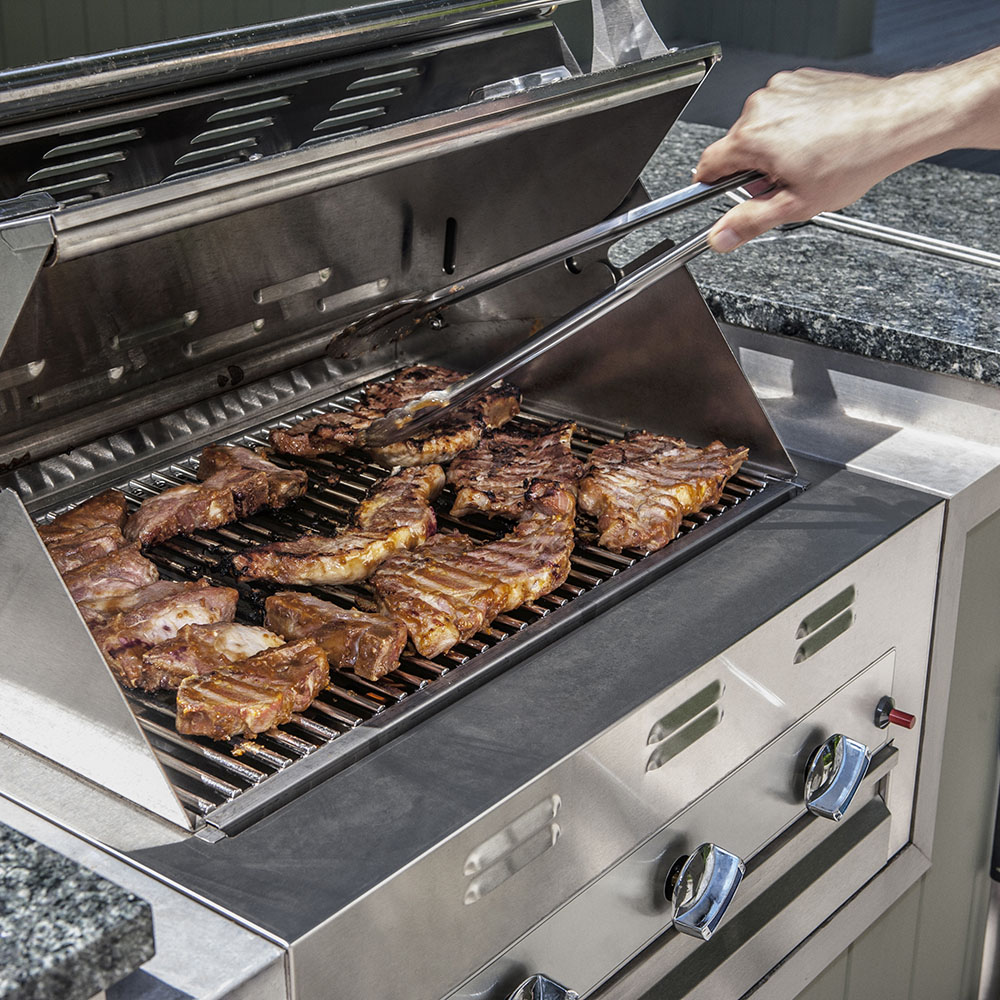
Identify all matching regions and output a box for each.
[361,170,763,446]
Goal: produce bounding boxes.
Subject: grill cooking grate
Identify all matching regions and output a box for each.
[44,385,778,828]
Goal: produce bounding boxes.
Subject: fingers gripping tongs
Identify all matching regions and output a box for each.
[360,170,762,447]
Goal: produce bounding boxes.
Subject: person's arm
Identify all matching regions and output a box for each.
[693,47,1000,252]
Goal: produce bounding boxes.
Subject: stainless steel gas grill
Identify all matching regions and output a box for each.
[0,4,975,999]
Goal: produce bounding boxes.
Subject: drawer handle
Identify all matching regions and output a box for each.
[506,974,579,999]
[666,843,745,941]
[804,734,871,821]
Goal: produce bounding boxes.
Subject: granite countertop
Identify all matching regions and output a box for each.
[0,823,154,1000]
[626,120,1000,386]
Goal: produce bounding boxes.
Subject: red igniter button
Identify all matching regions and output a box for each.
[875,696,917,730]
[888,708,916,729]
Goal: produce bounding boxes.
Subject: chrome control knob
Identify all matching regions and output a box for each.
[804,734,871,821]
[666,843,745,941]
[506,974,579,1000]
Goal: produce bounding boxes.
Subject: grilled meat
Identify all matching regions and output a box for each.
[93,580,239,686]
[46,524,126,574]
[265,592,407,681]
[578,433,749,553]
[124,445,308,548]
[447,421,584,520]
[38,490,129,544]
[176,674,294,740]
[231,638,330,712]
[232,465,444,585]
[125,482,236,547]
[175,638,329,739]
[270,409,375,459]
[62,545,159,604]
[373,480,576,657]
[269,365,521,467]
[78,579,200,628]
[197,445,307,508]
[138,622,285,690]
[366,366,521,468]
[200,467,270,519]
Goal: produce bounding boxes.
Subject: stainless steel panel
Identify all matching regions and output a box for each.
[594,778,894,1000]
[451,671,897,999]
[0,215,52,363]
[0,490,190,828]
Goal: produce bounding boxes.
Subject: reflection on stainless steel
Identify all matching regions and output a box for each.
[346,171,761,355]
[669,843,746,941]
[804,734,871,822]
[507,973,580,1000]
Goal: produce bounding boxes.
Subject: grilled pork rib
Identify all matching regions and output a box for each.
[200,467,270,519]
[197,445,308,508]
[447,421,584,520]
[62,545,160,604]
[46,524,126,574]
[176,674,294,740]
[78,579,200,628]
[232,465,444,585]
[93,580,239,686]
[38,489,129,545]
[373,480,576,657]
[125,446,308,548]
[138,622,285,690]
[270,365,521,467]
[125,482,236,547]
[231,638,330,712]
[265,592,407,681]
[176,638,330,739]
[578,433,749,553]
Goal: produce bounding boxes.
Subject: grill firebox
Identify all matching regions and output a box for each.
[37,375,794,831]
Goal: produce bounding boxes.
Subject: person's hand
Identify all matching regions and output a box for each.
[693,68,927,252]
[693,50,1000,252]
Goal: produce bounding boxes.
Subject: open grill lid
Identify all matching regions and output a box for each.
[0,0,721,469]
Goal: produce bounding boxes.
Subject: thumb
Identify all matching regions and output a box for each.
[708,188,800,252]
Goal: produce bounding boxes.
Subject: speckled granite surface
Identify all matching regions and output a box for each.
[620,121,1000,386]
[0,823,154,1000]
